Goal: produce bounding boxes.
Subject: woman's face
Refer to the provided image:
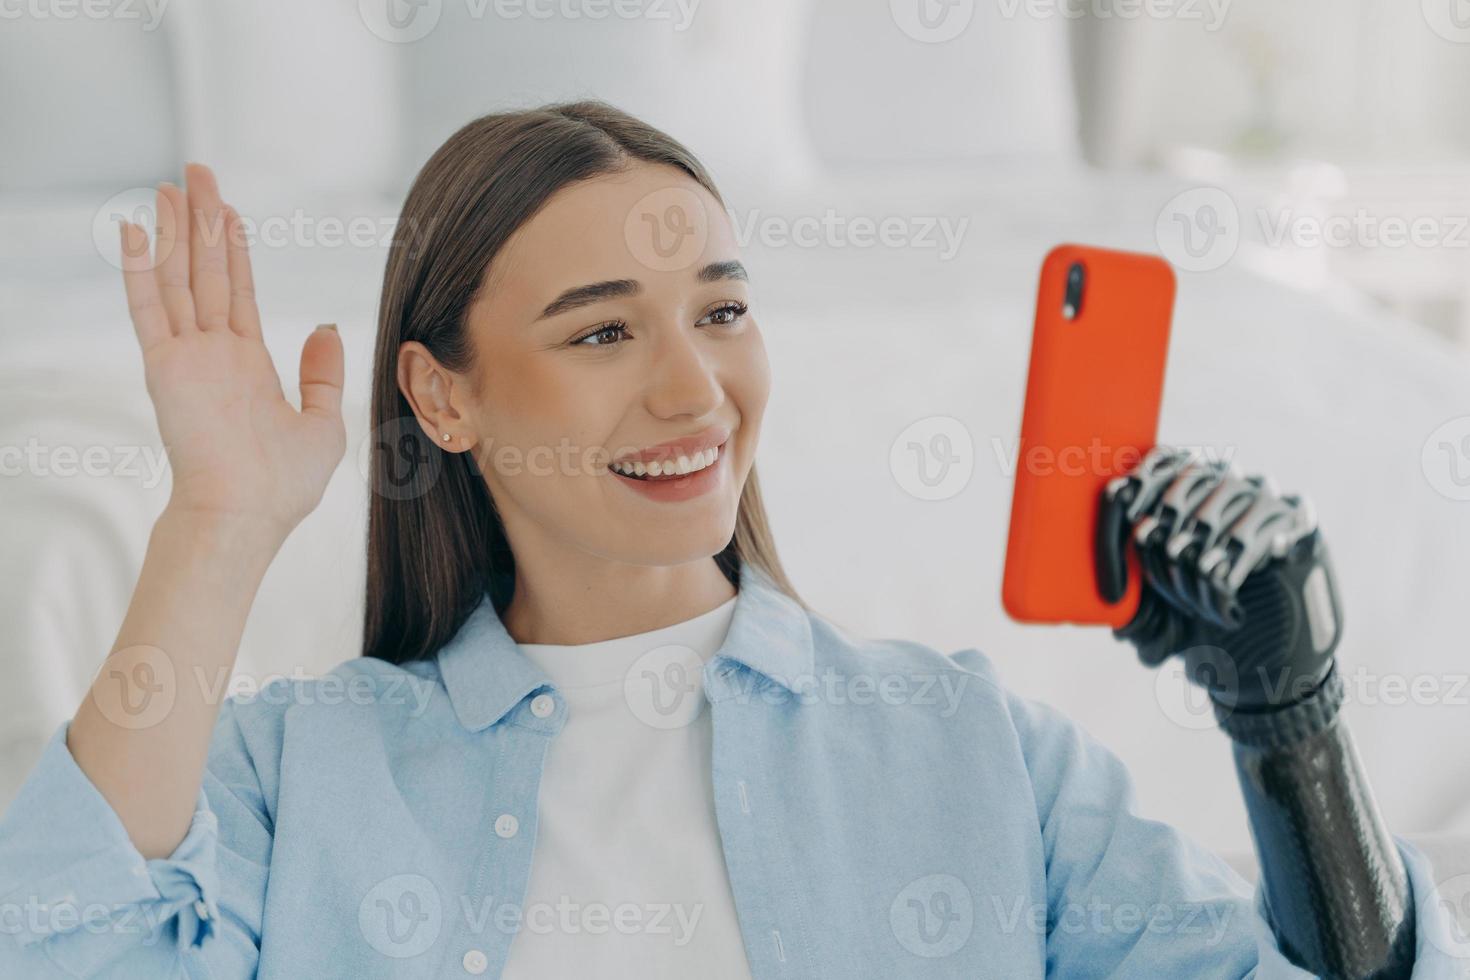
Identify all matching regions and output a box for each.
[416,161,769,570]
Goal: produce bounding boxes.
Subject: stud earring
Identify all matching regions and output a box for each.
[442,433,451,442]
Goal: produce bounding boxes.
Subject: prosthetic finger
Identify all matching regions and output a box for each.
[1096,445,1193,604]
[1199,482,1318,628]
[1156,458,1232,619]
[1168,471,1265,628]
[1133,457,1228,617]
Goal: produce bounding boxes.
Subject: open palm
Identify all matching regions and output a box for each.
[119,163,346,540]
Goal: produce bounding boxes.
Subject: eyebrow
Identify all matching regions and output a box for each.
[534,260,749,321]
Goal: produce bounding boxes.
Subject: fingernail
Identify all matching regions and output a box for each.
[317,323,338,332]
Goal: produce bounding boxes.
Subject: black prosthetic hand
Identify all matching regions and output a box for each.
[1097,446,1416,980]
[1095,446,1341,721]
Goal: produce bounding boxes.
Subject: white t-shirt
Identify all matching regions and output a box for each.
[500,594,754,979]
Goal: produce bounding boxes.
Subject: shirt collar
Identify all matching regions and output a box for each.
[434,559,815,732]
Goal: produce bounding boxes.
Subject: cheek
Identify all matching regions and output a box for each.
[481,355,582,438]
[728,323,772,418]
[478,358,624,485]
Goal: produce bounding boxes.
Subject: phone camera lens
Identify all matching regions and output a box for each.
[1063,261,1086,320]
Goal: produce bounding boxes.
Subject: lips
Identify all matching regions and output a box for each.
[614,444,722,481]
[608,424,732,471]
[608,436,728,501]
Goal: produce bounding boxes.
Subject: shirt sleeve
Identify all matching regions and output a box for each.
[1004,686,1470,979]
[0,702,273,979]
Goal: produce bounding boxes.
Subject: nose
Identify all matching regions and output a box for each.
[643,320,723,420]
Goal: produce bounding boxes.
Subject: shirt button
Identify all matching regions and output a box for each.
[462,949,488,975]
[530,694,555,718]
[494,813,519,838]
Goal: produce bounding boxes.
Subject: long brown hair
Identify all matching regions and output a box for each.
[362,100,805,665]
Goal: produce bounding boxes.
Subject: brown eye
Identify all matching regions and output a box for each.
[699,302,748,327]
[571,321,630,347]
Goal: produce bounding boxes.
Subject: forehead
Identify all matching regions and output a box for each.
[484,162,738,316]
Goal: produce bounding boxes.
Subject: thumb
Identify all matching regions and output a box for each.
[299,323,344,422]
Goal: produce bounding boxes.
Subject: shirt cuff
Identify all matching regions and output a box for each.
[1247,833,1470,978]
[0,721,221,966]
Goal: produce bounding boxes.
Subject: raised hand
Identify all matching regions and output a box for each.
[118,163,346,543]
[1095,445,1342,721]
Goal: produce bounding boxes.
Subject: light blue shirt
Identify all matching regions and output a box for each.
[0,560,1463,978]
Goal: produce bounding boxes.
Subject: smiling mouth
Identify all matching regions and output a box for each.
[608,440,727,481]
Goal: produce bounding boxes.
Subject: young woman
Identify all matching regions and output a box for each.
[0,102,1457,979]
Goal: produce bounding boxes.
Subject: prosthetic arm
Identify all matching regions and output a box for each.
[1096,446,1417,979]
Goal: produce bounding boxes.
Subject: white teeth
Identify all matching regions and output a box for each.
[613,445,720,479]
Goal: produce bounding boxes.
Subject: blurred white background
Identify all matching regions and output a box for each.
[3,0,1469,883]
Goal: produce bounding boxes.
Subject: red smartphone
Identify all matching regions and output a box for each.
[1001,244,1176,627]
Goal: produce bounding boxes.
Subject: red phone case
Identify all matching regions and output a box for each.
[1001,244,1176,627]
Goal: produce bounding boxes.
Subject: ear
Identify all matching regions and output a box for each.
[397,340,472,450]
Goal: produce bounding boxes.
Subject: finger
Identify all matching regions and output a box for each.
[1127,593,1177,667]
[1095,486,1131,604]
[153,181,196,331]
[1137,527,1174,602]
[185,163,231,331]
[118,221,172,351]
[299,324,344,422]
[1112,588,1172,666]
[222,204,262,340]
